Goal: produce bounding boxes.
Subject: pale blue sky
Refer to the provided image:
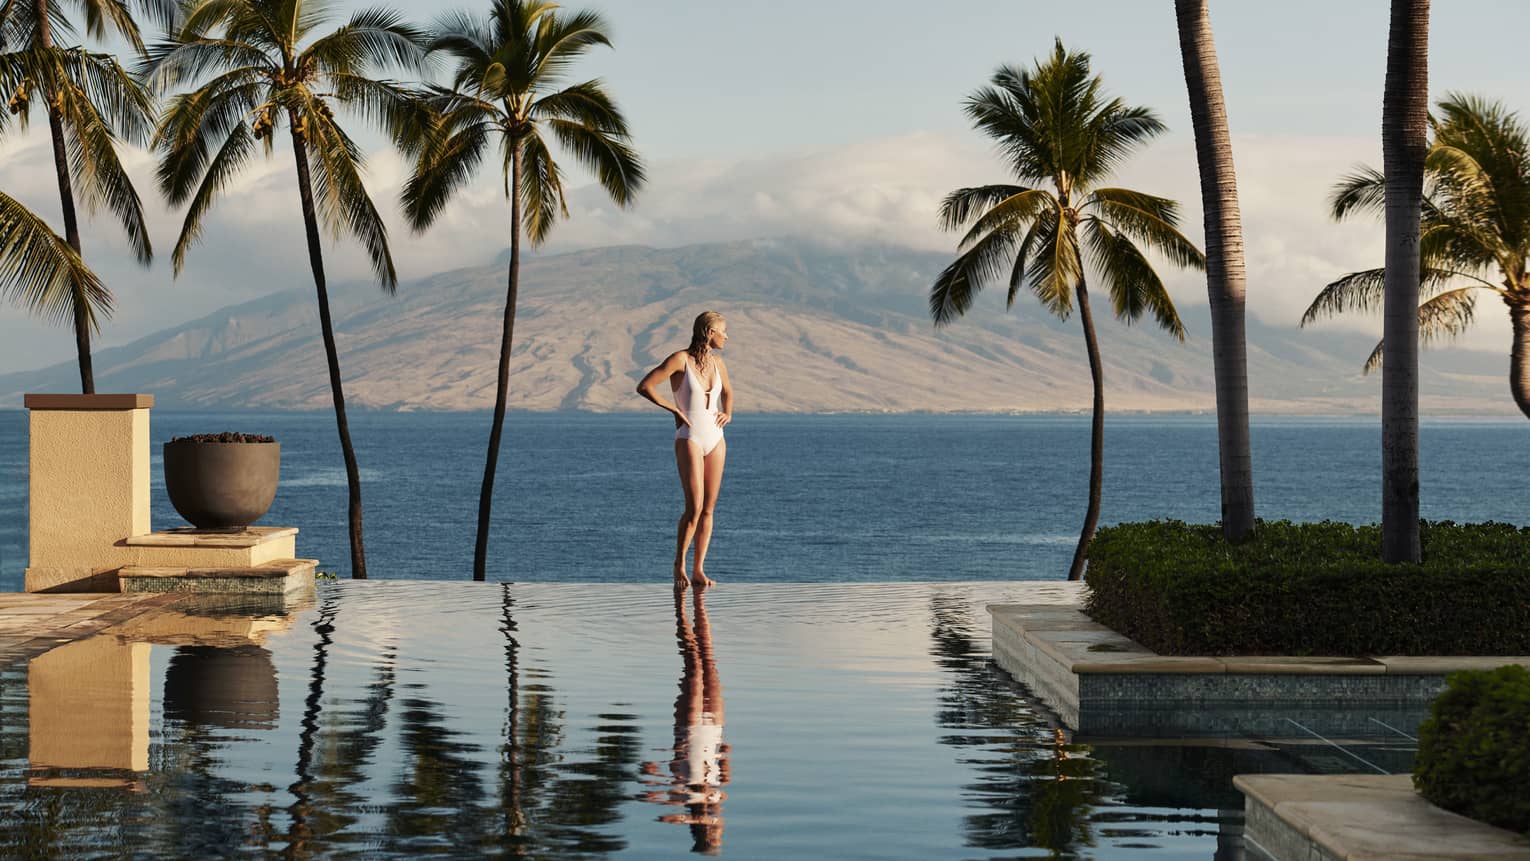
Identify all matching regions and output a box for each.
[3,0,1530,366]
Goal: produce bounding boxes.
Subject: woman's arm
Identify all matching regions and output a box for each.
[716,359,734,428]
[636,351,690,427]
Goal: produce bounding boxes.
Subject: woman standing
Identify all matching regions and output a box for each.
[637,311,732,589]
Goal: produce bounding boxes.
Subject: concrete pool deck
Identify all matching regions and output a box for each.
[0,592,185,664]
[989,596,1530,736]
[1238,774,1530,860]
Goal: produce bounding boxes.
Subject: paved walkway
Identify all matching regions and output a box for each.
[0,592,184,665]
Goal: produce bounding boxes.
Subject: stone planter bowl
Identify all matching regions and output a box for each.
[163,439,280,529]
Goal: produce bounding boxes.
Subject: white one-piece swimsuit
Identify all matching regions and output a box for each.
[674,361,724,456]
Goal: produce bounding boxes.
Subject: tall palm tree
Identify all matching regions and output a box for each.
[0,189,109,326]
[142,0,427,579]
[1305,95,1530,421]
[1380,0,1429,563]
[0,0,164,391]
[930,40,1204,581]
[1174,0,1254,542]
[401,0,644,582]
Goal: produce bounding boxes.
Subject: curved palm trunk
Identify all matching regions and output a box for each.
[1510,302,1530,420]
[289,121,368,578]
[1380,0,1430,563]
[33,0,94,393]
[473,139,523,581]
[1175,0,1255,542]
[1066,276,1105,582]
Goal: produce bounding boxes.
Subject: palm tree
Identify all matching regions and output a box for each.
[1379,0,1430,563]
[1174,0,1255,542]
[1306,95,1530,419]
[0,0,164,391]
[0,189,109,327]
[401,0,644,582]
[930,41,1204,581]
[142,0,428,579]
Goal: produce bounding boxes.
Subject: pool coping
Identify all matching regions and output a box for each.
[1237,774,1530,860]
[988,600,1530,735]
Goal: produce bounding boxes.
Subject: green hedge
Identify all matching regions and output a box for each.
[1414,665,1530,834]
[1082,520,1530,656]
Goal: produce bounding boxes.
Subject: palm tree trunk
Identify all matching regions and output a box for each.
[1380,0,1430,563]
[472,138,523,581]
[1510,302,1530,420]
[1067,276,1105,582]
[289,119,368,578]
[1175,0,1255,542]
[33,0,93,393]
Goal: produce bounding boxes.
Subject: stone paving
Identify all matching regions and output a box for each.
[0,592,186,665]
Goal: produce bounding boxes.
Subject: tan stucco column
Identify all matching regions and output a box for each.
[25,394,153,592]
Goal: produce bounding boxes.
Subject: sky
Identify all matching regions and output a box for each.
[3,0,1530,369]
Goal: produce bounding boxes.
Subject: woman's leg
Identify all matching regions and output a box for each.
[691,439,727,587]
[674,439,706,588]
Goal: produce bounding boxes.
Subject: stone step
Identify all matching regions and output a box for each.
[119,558,318,595]
[123,527,298,549]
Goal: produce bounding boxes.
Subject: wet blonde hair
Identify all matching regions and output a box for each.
[687,311,725,364]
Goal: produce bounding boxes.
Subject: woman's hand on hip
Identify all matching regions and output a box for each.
[673,408,691,429]
[715,411,731,428]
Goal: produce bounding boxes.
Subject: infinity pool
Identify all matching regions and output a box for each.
[0,582,1416,859]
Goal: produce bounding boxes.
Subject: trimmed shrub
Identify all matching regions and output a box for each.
[1414,665,1530,834]
[1083,520,1530,656]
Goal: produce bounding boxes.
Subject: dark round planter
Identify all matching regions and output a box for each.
[163,440,280,529]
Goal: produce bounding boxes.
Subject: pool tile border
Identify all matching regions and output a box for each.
[989,600,1530,736]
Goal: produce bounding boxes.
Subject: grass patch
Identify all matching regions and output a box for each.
[1083,520,1530,656]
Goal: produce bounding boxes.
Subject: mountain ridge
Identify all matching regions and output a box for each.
[0,237,1514,415]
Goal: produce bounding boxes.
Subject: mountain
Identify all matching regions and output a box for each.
[0,237,1513,414]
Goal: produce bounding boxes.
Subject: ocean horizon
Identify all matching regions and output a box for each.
[2,410,1526,590]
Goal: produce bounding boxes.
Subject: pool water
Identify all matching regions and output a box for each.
[0,582,1416,859]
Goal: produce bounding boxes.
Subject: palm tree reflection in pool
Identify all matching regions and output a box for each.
[643,588,729,855]
[928,595,1104,854]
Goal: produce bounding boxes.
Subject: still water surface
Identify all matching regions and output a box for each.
[0,412,1525,587]
[0,582,1415,859]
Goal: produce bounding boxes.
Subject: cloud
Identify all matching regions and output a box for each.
[0,126,1509,372]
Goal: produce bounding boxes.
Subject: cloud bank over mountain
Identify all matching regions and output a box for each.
[3,125,1511,376]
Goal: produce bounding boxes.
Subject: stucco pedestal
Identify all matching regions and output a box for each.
[23,394,316,594]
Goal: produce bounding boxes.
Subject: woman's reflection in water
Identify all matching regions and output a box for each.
[642,587,729,855]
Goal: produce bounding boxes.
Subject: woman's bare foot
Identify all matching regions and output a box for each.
[674,563,690,590]
[691,569,716,589]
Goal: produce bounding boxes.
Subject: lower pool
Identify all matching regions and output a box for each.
[0,582,1416,859]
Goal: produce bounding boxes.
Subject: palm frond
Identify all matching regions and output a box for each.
[1301,266,1480,326]
[527,7,610,85]
[1330,166,1386,220]
[518,129,565,244]
[400,115,491,231]
[1361,286,1483,374]
[0,191,110,327]
[937,184,1029,232]
[170,120,254,273]
[545,117,643,207]
[1082,217,1184,339]
[76,0,146,53]
[1086,187,1204,269]
[302,100,397,290]
[957,187,1052,249]
[300,7,428,76]
[929,224,1019,325]
[1025,210,1080,318]
[60,89,152,263]
[530,79,626,132]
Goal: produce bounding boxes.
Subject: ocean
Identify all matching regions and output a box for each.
[0,411,1525,589]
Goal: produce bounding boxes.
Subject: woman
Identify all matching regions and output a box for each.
[636,311,732,590]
